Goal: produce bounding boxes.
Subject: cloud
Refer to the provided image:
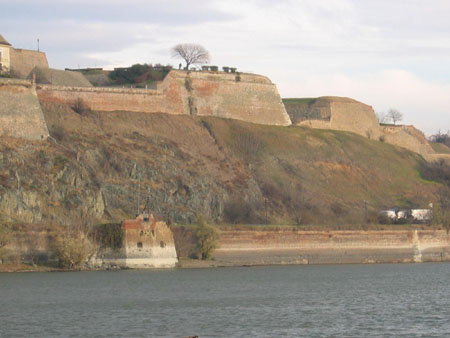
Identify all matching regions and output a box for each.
[1,0,449,133]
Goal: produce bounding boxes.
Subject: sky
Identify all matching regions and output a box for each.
[1,0,449,134]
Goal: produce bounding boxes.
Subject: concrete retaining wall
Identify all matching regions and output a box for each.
[212,229,450,265]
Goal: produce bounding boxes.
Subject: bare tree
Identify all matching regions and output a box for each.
[172,43,210,70]
[387,108,403,125]
[376,112,388,124]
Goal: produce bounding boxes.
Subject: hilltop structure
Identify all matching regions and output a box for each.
[284,96,442,161]
[36,69,291,126]
[0,32,447,161]
[0,34,48,78]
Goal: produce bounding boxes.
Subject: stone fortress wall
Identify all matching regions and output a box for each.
[286,96,446,160]
[35,69,291,126]
[0,78,49,140]
[36,84,166,113]
[0,30,445,161]
[9,48,48,79]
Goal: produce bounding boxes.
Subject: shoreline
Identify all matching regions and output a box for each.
[2,256,449,273]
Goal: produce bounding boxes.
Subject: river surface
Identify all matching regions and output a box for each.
[1,263,450,337]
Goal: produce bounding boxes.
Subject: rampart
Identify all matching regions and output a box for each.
[0,78,49,140]
[36,70,292,126]
[289,96,437,159]
[9,48,48,79]
[29,67,93,87]
[382,125,435,159]
[295,97,381,139]
[36,84,165,113]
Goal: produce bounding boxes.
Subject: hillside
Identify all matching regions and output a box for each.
[0,101,443,227]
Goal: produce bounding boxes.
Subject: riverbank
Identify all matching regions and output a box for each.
[2,228,449,272]
[175,227,450,266]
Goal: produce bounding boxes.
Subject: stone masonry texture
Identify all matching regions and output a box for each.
[0,79,49,140]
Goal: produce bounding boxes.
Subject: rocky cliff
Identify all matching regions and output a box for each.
[0,100,443,227]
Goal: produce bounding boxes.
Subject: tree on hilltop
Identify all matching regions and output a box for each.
[172,43,210,70]
[387,108,403,125]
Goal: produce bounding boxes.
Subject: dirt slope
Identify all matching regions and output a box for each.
[0,101,443,226]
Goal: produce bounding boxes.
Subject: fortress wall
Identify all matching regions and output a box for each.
[162,70,292,126]
[382,125,435,158]
[9,48,48,79]
[36,85,167,113]
[329,101,382,139]
[35,70,292,126]
[213,229,450,265]
[294,96,436,158]
[0,78,49,140]
[296,97,381,139]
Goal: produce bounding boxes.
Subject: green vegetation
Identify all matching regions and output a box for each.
[91,223,124,249]
[195,216,220,260]
[430,142,450,154]
[109,63,171,86]
[0,224,12,262]
[201,117,438,225]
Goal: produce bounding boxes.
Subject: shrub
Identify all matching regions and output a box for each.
[184,77,193,91]
[50,125,66,142]
[428,131,450,147]
[222,66,230,73]
[72,97,90,115]
[223,198,264,224]
[50,226,97,269]
[420,159,450,187]
[230,67,237,73]
[195,216,220,260]
[91,223,124,249]
[432,187,450,232]
[210,66,218,71]
[235,72,241,82]
[232,129,267,163]
[0,224,12,262]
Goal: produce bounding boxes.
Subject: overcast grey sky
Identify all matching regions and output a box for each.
[2,0,449,134]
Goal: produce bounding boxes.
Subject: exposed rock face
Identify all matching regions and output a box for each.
[0,78,49,140]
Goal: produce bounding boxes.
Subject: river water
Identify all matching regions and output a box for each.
[1,263,450,337]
